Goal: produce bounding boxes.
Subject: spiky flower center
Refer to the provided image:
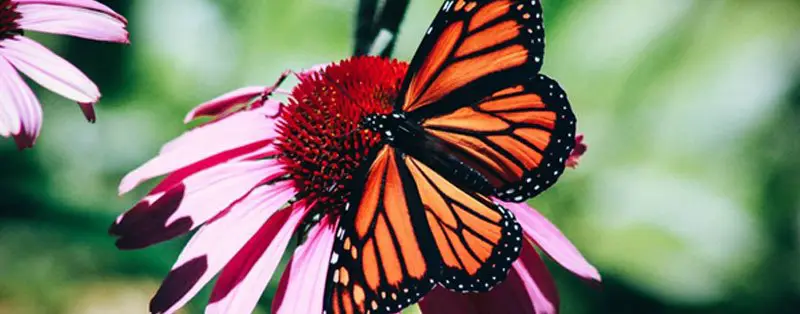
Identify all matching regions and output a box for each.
[276,57,408,218]
[0,0,21,40]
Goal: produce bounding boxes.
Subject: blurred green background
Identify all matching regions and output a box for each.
[2,0,800,313]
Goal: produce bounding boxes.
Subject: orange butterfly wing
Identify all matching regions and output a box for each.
[402,155,522,292]
[393,0,575,202]
[398,0,546,118]
[325,146,436,314]
[422,75,576,202]
[324,145,522,314]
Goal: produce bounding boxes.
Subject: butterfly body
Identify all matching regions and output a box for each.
[325,1,577,313]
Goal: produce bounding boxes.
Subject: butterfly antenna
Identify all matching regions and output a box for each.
[261,69,292,118]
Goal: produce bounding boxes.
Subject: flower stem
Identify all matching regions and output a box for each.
[354,0,411,57]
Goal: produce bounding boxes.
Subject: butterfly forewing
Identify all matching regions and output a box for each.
[397,0,546,120]
[325,146,436,314]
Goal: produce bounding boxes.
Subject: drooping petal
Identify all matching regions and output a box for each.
[78,101,95,122]
[13,0,127,22]
[183,86,269,123]
[16,3,129,43]
[0,53,42,148]
[148,181,296,314]
[0,36,100,104]
[204,201,312,314]
[119,105,281,195]
[271,217,337,314]
[111,159,288,249]
[419,240,559,314]
[499,200,601,282]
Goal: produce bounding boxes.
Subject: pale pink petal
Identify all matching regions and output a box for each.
[110,160,287,249]
[271,217,337,314]
[119,106,281,195]
[14,0,127,22]
[163,100,281,155]
[0,36,100,103]
[0,53,42,148]
[487,239,560,314]
[419,240,559,314]
[184,86,268,123]
[204,201,311,314]
[16,3,128,43]
[148,181,296,314]
[499,200,601,282]
[143,141,276,199]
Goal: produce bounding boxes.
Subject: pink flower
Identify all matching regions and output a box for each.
[112,57,599,314]
[0,0,128,148]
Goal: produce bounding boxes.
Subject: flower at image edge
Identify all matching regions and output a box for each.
[0,0,128,148]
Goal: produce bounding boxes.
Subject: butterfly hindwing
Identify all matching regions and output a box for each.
[397,0,546,119]
[403,155,522,292]
[422,74,576,202]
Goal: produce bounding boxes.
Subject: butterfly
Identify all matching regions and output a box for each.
[324,1,576,313]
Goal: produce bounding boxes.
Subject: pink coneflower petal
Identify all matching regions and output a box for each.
[183,86,269,123]
[419,240,559,314]
[13,0,127,22]
[204,201,311,314]
[111,159,287,249]
[502,239,560,314]
[0,36,100,104]
[16,3,128,43]
[119,104,281,195]
[162,100,280,155]
[0,55,42,148]
[271,217,336,314]
[148,182,296,314]
[500,200,601,282]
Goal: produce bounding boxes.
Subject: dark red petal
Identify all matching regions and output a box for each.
[565,134,586,168]
[110,185,192,250]
[150,256,209,314]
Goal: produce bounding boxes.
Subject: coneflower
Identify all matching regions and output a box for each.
[0,0,128,148]
[112,57,599,314]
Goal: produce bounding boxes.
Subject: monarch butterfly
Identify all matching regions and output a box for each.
[324,0,575,313]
